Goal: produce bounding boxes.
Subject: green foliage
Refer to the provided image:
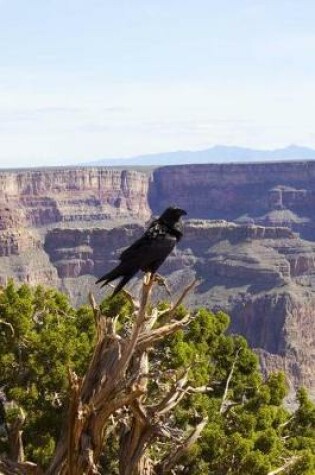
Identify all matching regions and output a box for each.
[0,281,314,474]
[283,388,315,472]
[100,292,133,321]
[152,306,314,474]
[0,280,95,465]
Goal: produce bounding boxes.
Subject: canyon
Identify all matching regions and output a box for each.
[1,162,315,400]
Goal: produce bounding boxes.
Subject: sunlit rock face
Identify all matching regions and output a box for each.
[1,161,315,401]
[0,201,58,287]
[0,168,151,226]
[0,203,32,256]
[0,167,150,287]
[150,162,315,239]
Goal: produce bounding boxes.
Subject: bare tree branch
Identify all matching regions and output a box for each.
[153,274,172,300]
[157,416,209,474]
[117,273,154,376]
[6,405,26,464]
[220,347,241,415]
[0,459,43,475]
[154,369,190,416]
[0,319,14,336]
[158,279,198,324]
[185,385,213,394]
[267,456,301,475]
[137,313,191,353]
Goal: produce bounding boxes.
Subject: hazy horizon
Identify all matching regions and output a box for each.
[1,1,315,167]
[1,144,315,170]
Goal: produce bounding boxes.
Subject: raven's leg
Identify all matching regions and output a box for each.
[142,258,166,285]
[148,259,166,276]
[144,272,152,285]
[146,258,171,296]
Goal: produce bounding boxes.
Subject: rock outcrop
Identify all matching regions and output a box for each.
[0,167,151,288]
[0,201,58,287]
[0,168,151,226]
[150,162,315,239]
[0,203,35,256]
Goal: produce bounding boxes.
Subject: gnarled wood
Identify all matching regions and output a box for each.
[2,276,205,475]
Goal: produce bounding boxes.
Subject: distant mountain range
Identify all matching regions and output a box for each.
[83,145,315,167]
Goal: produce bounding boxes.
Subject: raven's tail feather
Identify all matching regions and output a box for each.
[95,264,124,287]
[110,273,135,298]
[96,265,137,297]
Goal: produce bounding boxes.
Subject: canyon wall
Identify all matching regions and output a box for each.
[0,167,150,287]
[150,162,315,239]
[0,201,58,287]
[0,168,150,226]
[1,161,315,399]
[2,161,315,233]
[43,220,315,400]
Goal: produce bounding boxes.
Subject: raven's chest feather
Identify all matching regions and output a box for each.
[148,222,183,241]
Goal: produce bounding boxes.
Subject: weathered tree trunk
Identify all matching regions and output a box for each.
[0,459,42,475]
[2,275,209,475]
[118,348,154,475]
[47,278,154,475]
[8,412,25,463]
[114,278,210,475]
[51,275,209,475]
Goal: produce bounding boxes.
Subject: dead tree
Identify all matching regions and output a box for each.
[47,274,210,475]
[1,274,209,475]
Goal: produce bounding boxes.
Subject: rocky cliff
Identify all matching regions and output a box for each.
[43,220,315,400]
[0,167,150,287]
[0,201,58,287]
[150,162,315,239]
[0,168,150,226]
[1,162,315,400]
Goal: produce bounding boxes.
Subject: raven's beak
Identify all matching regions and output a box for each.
[180,209,187,216]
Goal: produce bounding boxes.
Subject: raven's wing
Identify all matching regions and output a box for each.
[119,220,176,271]
[120,220,161,261]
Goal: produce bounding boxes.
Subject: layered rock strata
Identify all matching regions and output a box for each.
[150,162,315,239]
[0,168,151,226]
[0,202,57,287]
[1,162,315,400]
[44,220,315,399]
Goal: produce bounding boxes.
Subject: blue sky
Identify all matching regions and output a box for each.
[1,0,315,167]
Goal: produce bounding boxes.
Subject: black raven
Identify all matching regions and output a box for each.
[96,206,187,297]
